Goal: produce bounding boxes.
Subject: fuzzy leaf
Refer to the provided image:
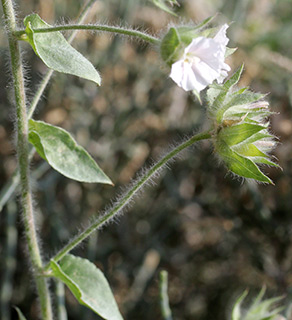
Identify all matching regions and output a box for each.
[28,120,112,184]
[23,14,101,85]
[50,255,123,320]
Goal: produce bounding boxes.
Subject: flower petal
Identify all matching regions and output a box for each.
[213,24,229,46]
[170,59,206,91]
[170,25,231,92]
[185,37,226,71]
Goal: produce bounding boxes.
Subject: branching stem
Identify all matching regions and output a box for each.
[45,130,211,269]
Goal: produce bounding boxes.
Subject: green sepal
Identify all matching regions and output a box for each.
[223,64,244,91]
[192,88,202,104]
[23,14,101,85]
[233,143,268,158]
[218,123,266,146]
[253,157,280,168]
[160,27,181,65]
[231,288,284,320]
[216,141,273,183]
[217,91,267,122]
[50,255,123,320]
[28,120,113,184]
[225,47,237,58]
[160,16,217,65]
[208,65,245,116]
[232,290,248,320]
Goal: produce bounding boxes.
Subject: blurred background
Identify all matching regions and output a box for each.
[1,0,292,319]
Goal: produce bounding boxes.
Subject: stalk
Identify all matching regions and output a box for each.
[45,130,211,268]
[1,0,52,319]
[159,271,172,320]
[14,24,160,45]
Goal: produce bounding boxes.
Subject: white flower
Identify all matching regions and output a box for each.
[169,24,231,92]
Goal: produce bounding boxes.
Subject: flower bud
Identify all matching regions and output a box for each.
[208,66,279,184]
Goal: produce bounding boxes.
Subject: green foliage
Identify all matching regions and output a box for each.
[14,307,27,320]
[23,14,101,85]
[232,288,284,320]
[28,120,112,184]
[151,0,178,16]
[50,255,123,320]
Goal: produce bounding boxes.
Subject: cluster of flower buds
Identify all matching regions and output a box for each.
[160,18,278,183]
[207,65,278,183]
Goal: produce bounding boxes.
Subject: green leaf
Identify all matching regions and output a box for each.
[28,120,112,184]
[152,0,178,16]
[219,123,266,146]
[23,14,101,85]
[14,307,27,320]
[50,255,123,320]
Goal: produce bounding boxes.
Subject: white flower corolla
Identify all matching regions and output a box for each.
[170,24,231,92]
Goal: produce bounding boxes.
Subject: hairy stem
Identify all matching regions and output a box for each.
[14,24,160,45]
[1,0,52,319]
[45,130,211,269]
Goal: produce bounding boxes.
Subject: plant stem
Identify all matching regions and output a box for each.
[14,24,160,45]
[159,270,172,320]
[45,130,211,269]
[1,0,52,319]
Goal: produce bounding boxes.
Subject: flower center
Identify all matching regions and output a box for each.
[185,53,201,65]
